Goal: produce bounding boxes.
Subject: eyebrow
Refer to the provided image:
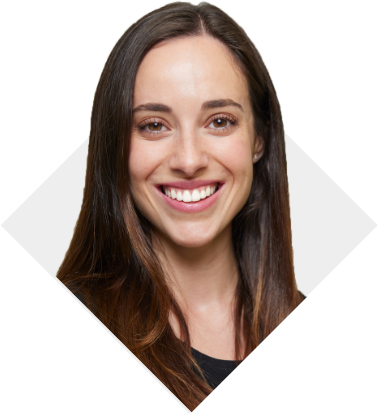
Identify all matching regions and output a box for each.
[201,99,244,112]
[132,103,172,113]
[132,99,244,113]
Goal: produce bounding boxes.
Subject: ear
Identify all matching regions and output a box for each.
[252,135,264,163]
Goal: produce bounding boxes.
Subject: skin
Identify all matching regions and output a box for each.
[129,35,263,360]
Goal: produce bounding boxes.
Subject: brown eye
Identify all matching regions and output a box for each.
[208,116,236,130]
[213,118,228,128]
[138,120,168,134]
[148,122,163,131]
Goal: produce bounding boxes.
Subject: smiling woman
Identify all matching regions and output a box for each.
[130,35,259,248]
[57,1,304,411]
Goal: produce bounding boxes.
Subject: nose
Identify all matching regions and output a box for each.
[168,129,209,176]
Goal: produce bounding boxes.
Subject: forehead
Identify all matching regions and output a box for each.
[133,35,250,111]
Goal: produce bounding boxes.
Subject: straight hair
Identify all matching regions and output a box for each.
[57,2,303,410]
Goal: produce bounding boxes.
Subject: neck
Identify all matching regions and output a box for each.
[153,224,239,310]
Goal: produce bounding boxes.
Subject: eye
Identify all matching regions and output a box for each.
[147,122,166,132]
[207,114,237,130]
[211,118,228,128]
[138,119,169,134]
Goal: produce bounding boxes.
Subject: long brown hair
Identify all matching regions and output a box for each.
[57,1,303,410]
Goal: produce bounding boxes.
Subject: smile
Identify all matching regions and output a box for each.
[162,184,218,203]
[156,180,223,213]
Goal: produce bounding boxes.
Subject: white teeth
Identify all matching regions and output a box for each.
[163,184,219,202]
[183,190,192,202]
[192,189,200,202]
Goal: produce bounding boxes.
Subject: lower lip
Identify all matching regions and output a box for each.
[156,184,224,213]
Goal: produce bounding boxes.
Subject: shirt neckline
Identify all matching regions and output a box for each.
[191,347,240,365]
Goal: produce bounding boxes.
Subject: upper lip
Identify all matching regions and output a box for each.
[157,180,223,190]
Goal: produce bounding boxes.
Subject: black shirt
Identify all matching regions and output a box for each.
[191,347,238,389]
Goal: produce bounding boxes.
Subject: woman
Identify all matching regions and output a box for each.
[57,1,304,410]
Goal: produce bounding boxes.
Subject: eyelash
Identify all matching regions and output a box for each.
[207,114,238,130]
[137,118,169,134]
[137,114,238,135]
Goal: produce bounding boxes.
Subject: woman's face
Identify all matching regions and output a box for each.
[129,35,262,249]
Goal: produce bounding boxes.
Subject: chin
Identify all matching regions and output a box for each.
[163,223,224,249]
[171,236,212,249]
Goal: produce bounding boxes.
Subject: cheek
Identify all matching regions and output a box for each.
[128,137,173,221]
[128,139,163,187]
[215,135,253,186]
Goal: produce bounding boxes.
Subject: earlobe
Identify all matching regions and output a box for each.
[253,136,264,163]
